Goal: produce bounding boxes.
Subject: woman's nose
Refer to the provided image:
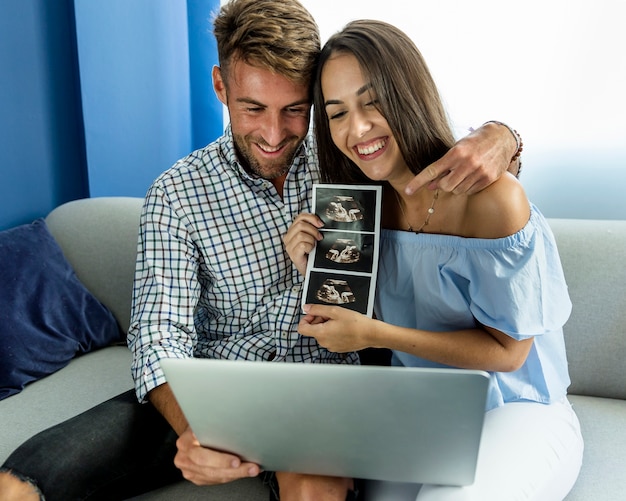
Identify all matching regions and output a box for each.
[350,110,372,138]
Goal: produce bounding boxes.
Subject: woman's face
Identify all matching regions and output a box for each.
[320,52,409,183]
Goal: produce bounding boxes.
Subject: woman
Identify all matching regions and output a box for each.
[284,20,583,500]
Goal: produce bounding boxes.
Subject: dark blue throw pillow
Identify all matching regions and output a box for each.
[0,219,123,400]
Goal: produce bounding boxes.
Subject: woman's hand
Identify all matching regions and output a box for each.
[282,213,324,276]
[298,303,377,353]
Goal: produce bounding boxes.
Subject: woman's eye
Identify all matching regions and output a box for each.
[329,110,346,120]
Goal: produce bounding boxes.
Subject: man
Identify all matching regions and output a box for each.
[0,0,521,499]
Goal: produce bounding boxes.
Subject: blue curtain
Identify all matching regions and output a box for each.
[0,0,87,230]
[0,0,222,230]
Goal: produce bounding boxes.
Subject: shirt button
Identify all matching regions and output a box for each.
[281,331,288,338]
[291,284,301,292]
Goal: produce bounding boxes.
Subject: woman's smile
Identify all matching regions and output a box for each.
[354,137,388,160]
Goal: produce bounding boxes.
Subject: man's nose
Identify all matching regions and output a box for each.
[261,111,286,146]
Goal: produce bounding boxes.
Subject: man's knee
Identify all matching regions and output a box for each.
[0,469,44,501]
[275,472,353,501]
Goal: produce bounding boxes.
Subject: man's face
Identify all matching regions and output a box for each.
[213,60,311,180]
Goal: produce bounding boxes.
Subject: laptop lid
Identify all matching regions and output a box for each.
[161,358,489,486]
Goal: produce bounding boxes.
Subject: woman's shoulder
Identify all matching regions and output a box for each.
[462,173,531,239]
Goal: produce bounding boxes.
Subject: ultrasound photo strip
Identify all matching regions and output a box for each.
[302,184,382,317]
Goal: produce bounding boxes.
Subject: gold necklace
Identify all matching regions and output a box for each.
[394,189,439,234]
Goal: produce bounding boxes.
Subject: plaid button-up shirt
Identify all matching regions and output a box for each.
[128,127,358,402]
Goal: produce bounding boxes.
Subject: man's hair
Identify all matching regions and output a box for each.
[313,20,456,184]
[213,0,320,89]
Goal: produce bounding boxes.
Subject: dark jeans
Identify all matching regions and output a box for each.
[1,390,182,501]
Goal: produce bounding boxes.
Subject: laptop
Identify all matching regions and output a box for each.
[161,358,490,486]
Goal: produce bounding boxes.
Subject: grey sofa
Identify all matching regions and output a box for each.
[0,197,624,500]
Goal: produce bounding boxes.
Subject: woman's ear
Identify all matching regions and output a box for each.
[212,65,227,105]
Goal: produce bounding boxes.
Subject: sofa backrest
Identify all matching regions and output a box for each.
[549,218,626,400]
[44,198,625,400]
[45,197,144,335]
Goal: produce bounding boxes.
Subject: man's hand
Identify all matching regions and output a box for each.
[148,383,260,485]
[283,213,324,276]
[405,122,518,196]
[174,427,261,485]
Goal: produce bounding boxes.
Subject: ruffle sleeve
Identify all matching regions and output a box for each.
[457,207,571,339]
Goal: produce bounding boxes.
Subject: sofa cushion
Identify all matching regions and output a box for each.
[565,395,626,500]
[549,218,626,400]
[0,219,123,400]
[0,346,133,463]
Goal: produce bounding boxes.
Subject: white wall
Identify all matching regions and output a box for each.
[223,0,626,219]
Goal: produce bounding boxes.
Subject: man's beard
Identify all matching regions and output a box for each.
[233,133,302,180]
